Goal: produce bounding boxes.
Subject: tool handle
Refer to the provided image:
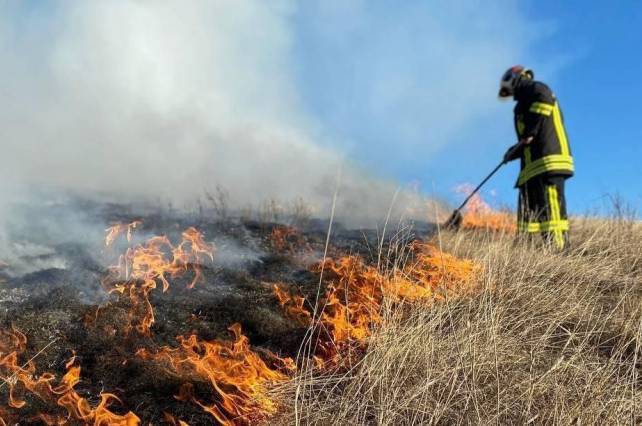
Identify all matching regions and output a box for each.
[453,162,503,212]
[453,143,522,212]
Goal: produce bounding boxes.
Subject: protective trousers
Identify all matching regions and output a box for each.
[517,175,569,250]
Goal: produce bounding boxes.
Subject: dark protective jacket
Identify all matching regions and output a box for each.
[506,80,574,187]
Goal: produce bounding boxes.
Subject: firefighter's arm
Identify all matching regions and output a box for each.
[521,107,546,140]
[522,86,555,140]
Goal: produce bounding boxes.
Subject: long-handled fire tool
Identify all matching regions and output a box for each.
[444,143,522,230]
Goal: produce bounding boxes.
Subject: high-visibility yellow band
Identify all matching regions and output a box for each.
[547,185,565,249]
[531,101,554,111]
[518,154,574,186]
[552,102,570,157]
[519,160,574,184]
[529,102,554,116]
[530,107,552,116]
[518,220,569,233]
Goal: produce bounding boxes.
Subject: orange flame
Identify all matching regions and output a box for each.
[455,185,516,233]
[54,361,140,426]
[163,412,190,426]
[272,284,312,326]
[137,323,291,425]
[409,242,480,299]
[0,327,140,425]
[273,243,479,367]
[105,220,142,247]
[103,225,295,423]
[102,227,215,335]
[269,225,310,254]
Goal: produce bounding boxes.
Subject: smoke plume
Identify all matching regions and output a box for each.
[1,2,332,198]
[0,1,545,228]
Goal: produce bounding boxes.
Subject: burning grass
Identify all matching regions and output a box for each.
[101,225,215,336]
[456,184,516,233]
[273,243,477,367]
[90,224,293,424]
[136,323,293,425]
[0,328,139,425]
[3,200,640,425]
[0,214,479,424]
[1,222,292,425]
[273,215,642,425]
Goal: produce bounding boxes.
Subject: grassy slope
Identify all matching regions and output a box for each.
[275,216,642,424]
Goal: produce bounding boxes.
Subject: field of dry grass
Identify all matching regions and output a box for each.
[274,215,642,425]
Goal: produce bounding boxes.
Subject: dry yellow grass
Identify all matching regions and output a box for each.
[272,215,642,424]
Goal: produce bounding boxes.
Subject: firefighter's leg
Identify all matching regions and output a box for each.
[517,185,526,232]
[543,177,569,250]
[516,185,533,245]
[555,177,570,248]
[517,177,546,243]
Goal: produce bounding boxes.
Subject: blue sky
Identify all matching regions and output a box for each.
[291,1,642,215]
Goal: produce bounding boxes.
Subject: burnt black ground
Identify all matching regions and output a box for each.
[0,199,435,424]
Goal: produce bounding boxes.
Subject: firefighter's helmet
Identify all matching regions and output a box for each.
[498,65,534,99]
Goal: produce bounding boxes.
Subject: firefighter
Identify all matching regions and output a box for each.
[499,65,574,250]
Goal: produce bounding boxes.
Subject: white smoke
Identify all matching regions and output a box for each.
[0,2,338,201]
[0,1,551,229]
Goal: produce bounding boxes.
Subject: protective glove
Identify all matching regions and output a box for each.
[503,143,522,163]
